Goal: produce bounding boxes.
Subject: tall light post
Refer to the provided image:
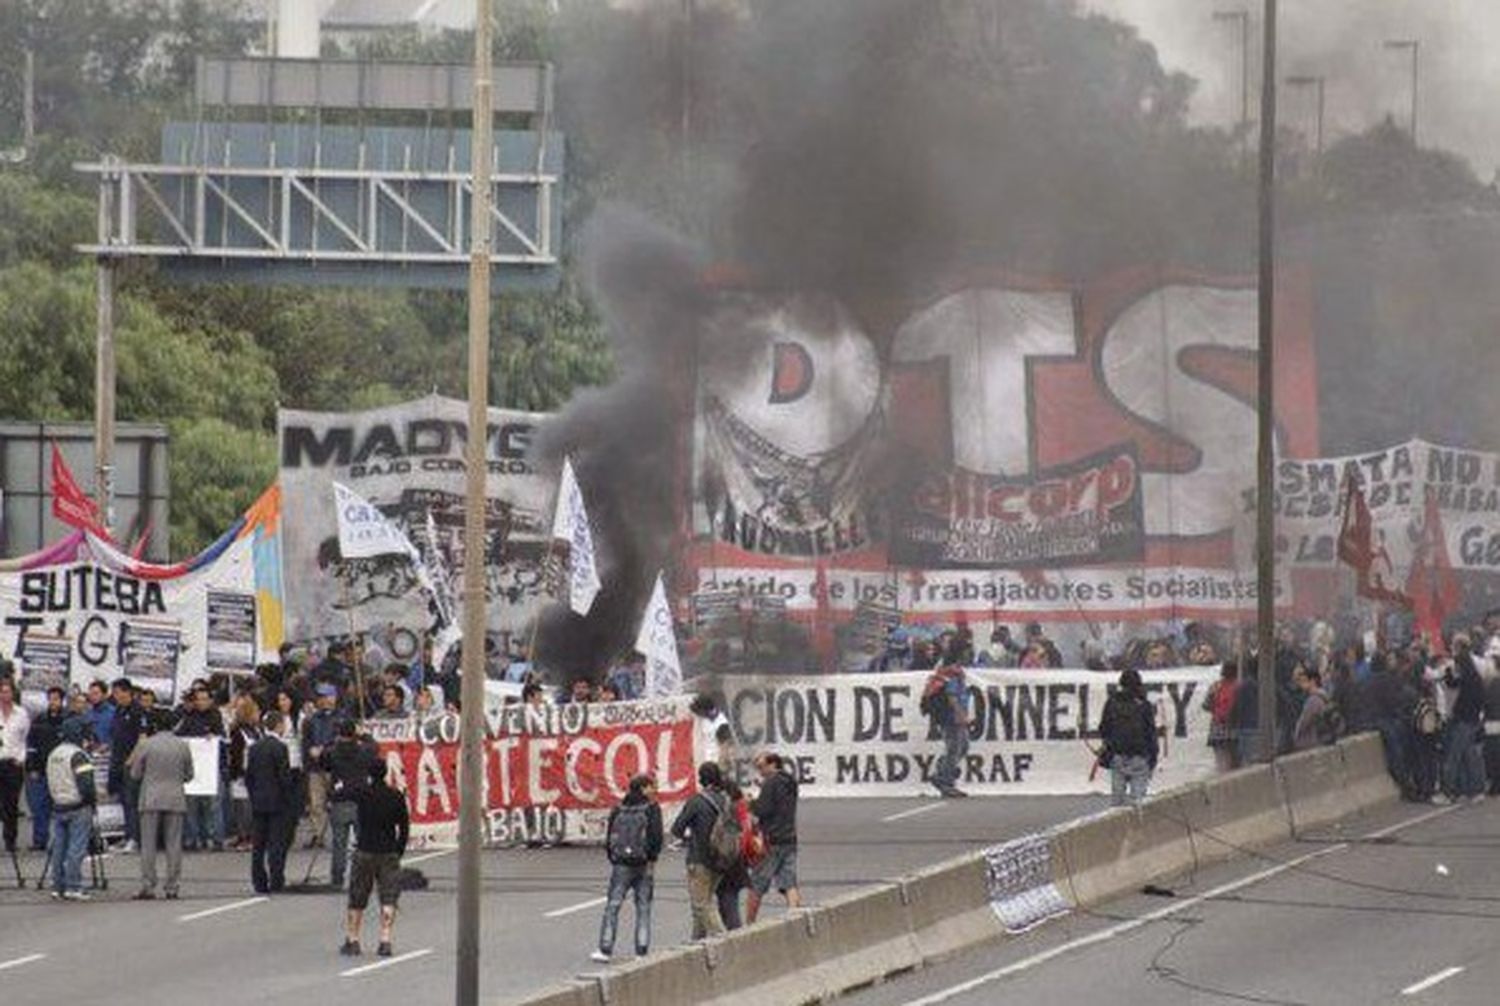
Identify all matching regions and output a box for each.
[1285,74,1325,159]
[456,0,494,1002]
[1255,0,1279,762]
[1383,39,1419,143]
[1214,9,1252,147]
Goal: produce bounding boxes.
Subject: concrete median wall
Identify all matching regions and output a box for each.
[504,732,1399,1006]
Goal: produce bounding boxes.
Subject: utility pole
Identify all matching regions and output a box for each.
[456,0,493,1001]
[1214,9,1251,150]
[1285,74,1324,159]
[1383,39,1419,143]
[94,164,116,529]
[1255,0,1279,763]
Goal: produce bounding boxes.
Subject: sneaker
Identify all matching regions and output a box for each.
[133,890,156,901]
[1430,794,1451,805]
[1468,793,1486,804]
[120,840,139,854]
[339,939,362,957]
[165,890,179,900]
[377,942,393,958]
[62,890,92,902]
[590,950,612,964]
[49,890,62,900]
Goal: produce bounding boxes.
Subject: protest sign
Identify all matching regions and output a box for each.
[184,737,221,798]
[711,667,1218,796]
[367,695,698,846]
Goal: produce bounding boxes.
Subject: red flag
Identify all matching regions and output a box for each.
[50,443,107,537]
[1406,491,1460,650]
[1339,477,1409,606]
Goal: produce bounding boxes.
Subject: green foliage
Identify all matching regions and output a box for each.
[167,417,276,554]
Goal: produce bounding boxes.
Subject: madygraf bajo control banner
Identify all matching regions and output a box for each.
[366,695,698,846]
[715,667,1219,796]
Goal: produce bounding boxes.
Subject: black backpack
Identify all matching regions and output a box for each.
[608,804,652,866]
[1104,695,1151,757]
[705,792,744,873]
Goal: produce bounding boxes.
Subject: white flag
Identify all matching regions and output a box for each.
[634,573,682,698]
[333,482,418,560]
[422,509,457,627]
[550,457,602,617]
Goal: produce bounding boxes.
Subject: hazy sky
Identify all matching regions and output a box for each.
[1090,0,1500,178]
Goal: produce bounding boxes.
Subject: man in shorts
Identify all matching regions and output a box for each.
[341,760,409,958]
[746,751,801,923]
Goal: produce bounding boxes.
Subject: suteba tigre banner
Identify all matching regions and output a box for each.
[712,668,1218,796]
[365,696,698,846]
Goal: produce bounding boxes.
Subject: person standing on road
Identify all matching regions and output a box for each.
[1099,669,1158,806]
[322,719,380,888]
[107,679,147,852]
[670,762,730,940]
[0,676,31,856]
[301,683,343,849]
[746,751,800,923]
[45,718,97,900]
[175,686,226,852]
[1441,637,1489,802]
[246,711,295,894]
[715,781,756,930]
[24,686,68,851]
[342,760,410,958]
[129,714,193,900]
[592,774,664,963]
[922,643,972,798]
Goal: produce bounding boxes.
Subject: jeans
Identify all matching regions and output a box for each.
[717,867,747,930]
[251,811,290,893]
[1442,720,1487,799]
[50,806,92,893]
[597,863,654,956]
[0,761,21,852]
[25,772,52,849]
[139,810,184,895]
[933,721,969,789]
[685,863,725,940]
[329,800,359,886]
[1110,755,1152,806]
[185,795,223,848]
[1410,732,1441,800]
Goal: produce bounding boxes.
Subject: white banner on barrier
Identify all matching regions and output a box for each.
[715,667,1219,796]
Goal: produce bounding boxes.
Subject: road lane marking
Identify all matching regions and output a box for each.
[0,954,46,972]
[883,804,946,824]
[178,896,269,922]
[339,947,434,977]
[1402,966,1464,996]
[544,896,607,919]
[901,803,1461,1006]
[404,848,456,865]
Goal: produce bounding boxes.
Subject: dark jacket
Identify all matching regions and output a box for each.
[245,734,292,815]
[355,781,410,856]
[301,708,343,763]
[1100,692,1159,766]
[1446,655,1486,726]
[751,771,799,848]
[175,707,226,739]
[605,792,665,865]
[24,710,67,774]
[670,788,723,867]
[108,701,148,787]
[321,736,380,802]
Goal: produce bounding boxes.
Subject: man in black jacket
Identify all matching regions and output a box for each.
[592,774,664,962]
[342,760,409,958]
[1441,637,1489,801]
[321,719,380,888]
[245,712,294,893]
[107,679,148,852]
[24,687,67,851]
[1099,669,1158,806]
[670,762,728,940]
[747,752,801,923]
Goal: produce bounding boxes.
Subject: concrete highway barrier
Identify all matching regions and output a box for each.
[504,732,1399,1006]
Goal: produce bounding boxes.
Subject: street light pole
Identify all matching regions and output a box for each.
[1383,39,1419,143]
[456,0,493,1002]
[1285,75,1325,159]
[1214,9,1252,148]
[1255,0,1279,763]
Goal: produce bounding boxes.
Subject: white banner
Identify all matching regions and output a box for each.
[712,667,1219,796]
[7,538,265,703]
[278,396,553,656]
[184,737,221,797]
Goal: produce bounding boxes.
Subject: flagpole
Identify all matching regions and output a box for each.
[457,0,494,1001]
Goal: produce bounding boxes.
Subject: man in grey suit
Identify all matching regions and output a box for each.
[129,711,194,900]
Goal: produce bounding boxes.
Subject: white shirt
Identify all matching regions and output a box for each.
[0,703,30,766]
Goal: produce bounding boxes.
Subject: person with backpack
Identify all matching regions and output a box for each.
[592,775,664,963]
[746,751,799,923]
[921,643,971,798]
[669,762,736,940]
[714,781,757,931]
[1099,669,1158,806]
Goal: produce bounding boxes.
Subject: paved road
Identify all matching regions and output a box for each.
[0,795,1092,1006]
[843,798,1500,1006]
